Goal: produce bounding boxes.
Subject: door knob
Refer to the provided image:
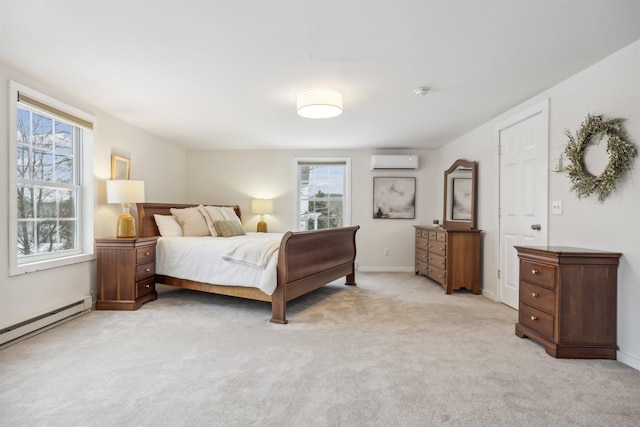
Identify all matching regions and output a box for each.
[531,224,541,230]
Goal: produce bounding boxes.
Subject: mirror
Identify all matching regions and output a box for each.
[443,159,477,230]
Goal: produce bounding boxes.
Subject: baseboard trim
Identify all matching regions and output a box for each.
[357,267,415,273]
[617,350,640,371]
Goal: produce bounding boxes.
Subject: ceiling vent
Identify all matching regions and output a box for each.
[370,155,419,171]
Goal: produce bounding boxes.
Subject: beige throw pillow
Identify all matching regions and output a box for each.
[170,206,210,236]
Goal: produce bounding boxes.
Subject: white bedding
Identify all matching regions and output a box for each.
[155,233,283,295]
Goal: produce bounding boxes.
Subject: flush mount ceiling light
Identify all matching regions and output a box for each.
[296,88,343,119]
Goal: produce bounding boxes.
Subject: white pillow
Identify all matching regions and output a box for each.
[170,206,211,236]
[154,214,183,237]
[201,206,241,228]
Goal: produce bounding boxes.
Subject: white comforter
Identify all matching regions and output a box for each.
[155,233,283,295]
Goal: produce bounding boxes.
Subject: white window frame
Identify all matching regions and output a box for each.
[8,81,95,276]
[293,157,351,230]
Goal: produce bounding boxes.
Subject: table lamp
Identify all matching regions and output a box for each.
[106,180,145,238]
[251,199,273,232]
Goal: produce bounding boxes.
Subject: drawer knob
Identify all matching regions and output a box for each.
[531,292,538,297]
[531,316,538,321]
[145,268,151,272]
[145,251,151,256]
[531,269,538,275]
[440,248,445,251]
[146,283,150,288]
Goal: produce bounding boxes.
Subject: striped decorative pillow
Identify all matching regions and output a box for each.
[214,220,246,237]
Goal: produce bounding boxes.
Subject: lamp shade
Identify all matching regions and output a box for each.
[251,199,273,215]
[106,180,145,204]
[296,88,343,119]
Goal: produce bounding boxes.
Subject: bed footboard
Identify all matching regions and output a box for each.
[270,225,360,324]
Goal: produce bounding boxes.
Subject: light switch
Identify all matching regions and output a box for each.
[552,200,563,215]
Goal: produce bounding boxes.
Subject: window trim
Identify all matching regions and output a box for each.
[8,81,95,276]
[293,156,351,230]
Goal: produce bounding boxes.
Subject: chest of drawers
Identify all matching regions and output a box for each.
[414,226,481,294]
[514,246,621,359]
[96,237,158,310]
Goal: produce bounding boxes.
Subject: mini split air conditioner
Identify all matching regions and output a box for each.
[370,155,419,170]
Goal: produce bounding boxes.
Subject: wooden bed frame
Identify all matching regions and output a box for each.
[137,203,359,324]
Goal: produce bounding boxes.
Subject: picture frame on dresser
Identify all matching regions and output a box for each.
[373,177,415,219]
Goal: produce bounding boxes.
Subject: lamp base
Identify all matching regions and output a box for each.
[256,220,267,233]
[116,213,136,238]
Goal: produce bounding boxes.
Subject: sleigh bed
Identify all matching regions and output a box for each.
[137,203,359,324]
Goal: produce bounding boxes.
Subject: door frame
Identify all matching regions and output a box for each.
[495,98,550,305]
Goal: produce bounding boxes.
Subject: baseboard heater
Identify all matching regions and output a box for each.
[0,296,92,346]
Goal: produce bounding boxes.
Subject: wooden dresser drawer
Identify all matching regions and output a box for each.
[416,259,428,275]
[428,240,446,255]
[428,230,438,240]
[136,246,156,264]
[136,277,156,298]
[427,266,446,285]
[428,253,446,270]
[519,304,554,339]
[136,262,155,281]
[520,281,555,313]
[435,232,447,243]
[416,248,429,263]
[520,260,555,288]
[416,237,429,251]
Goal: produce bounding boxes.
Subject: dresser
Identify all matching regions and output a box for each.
[414,226,481,294]
[96,237,158,310]
[514,246,621,359]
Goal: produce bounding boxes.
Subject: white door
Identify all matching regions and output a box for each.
[498,100,549,309]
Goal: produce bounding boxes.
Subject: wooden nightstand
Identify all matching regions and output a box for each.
[96,237,158,310]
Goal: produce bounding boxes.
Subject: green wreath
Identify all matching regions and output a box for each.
[564,114,637,202]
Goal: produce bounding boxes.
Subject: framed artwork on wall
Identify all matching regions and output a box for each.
[111,154,130,180]
[373,177,416,219]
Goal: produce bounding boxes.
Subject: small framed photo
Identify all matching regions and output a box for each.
[373,177,416,219]
[111,155,130,180]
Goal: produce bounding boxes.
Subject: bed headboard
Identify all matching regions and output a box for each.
[136,203,242,238]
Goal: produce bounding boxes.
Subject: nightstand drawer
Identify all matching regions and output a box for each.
[136,262,155,281]
[519,304,554,339]
[520,260,555,289]
[520,281,555,313]
[136,277,156,298]
[136,246,156,264]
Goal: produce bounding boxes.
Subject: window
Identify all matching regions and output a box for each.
[9,82,94,275]
[295,158,351,230]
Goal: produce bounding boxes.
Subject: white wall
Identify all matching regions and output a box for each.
[185,149,437,271]
[434,40,640,369]
[0,64,188,330]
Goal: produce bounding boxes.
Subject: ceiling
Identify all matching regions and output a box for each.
[2,1,640,151]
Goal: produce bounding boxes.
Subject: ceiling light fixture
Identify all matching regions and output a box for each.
[296,88,343,119]
[413,87,430,97]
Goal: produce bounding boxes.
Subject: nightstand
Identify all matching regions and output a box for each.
[96,237,158,310]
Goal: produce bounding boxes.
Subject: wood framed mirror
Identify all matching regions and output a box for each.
[443,159,477,230]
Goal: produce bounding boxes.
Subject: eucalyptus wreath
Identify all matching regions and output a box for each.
[564,114,637,202]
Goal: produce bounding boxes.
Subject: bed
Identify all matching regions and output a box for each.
[137,202,359,324]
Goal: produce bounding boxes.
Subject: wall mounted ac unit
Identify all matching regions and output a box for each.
[370,155,419,170]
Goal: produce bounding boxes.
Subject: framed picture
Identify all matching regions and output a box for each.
[452,177,472,220]
[373,177,416,219]
[111,155,130,180]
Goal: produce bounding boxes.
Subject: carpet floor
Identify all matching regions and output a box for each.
[1,272,639,426]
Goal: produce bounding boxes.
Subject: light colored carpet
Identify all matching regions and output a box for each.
[1,272,639,427]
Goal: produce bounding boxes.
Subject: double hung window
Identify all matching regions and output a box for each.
[295,158,351,230]
[9,82,94,275]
